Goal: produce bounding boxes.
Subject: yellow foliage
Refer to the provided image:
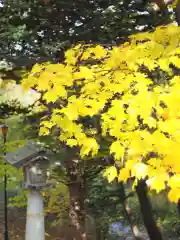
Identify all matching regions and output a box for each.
[118,168,130,183]
[66,139,78,147]
[131,163,148,180]
[103,166,117,183]
[110,141,124,161]
[39,126,50,136]
[168,188,180,203]
[146,173,169,193]
[168,174,180,189]
[21,23,180,202]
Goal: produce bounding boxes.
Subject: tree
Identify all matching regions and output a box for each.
[21,23,180,239]
[0,0,173,68]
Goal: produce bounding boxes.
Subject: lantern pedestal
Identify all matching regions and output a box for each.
[25,190,45,240]
[4,141,52,240]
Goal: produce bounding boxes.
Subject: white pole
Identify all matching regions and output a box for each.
[25,190,45,240]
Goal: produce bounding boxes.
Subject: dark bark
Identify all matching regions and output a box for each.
[136,180,163,240]
[113,156,144,239]
[65,159,86,240]
[118,181,145,240]
[95,226,103,240]
[177,199,180,215]
[175,0,180,26]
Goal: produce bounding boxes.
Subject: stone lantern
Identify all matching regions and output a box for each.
[5,141,51,240]
[5,141,50,188]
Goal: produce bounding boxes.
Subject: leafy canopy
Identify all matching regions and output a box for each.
[22,23,180,203]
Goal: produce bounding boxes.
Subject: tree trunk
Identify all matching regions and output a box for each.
[118,181,145,240]
[177,199,180,215]
[95,225,103,240]
[136,180,163,240]
[114,158,145,240]
[175,0,180,26]
[65,159,86,240]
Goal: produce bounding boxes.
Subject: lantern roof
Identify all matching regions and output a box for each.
[4,141,49,168]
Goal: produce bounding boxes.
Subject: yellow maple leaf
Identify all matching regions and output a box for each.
[125,160,137,170]
[131,163,148,180]
[168,188,180,203]
[103,166,117,183]
[168,174,180,189]
[74,66,94,80]
[41,121,54,129]
[80,137,99,157]
[170,56,180,69]
[118,168,130,183]
[158,58,171,72]
[110,141,125,160]
[81,49,91,60]
[39,126,50,136]
[92,45,107,59]
[65,49,77,65]
[66,139,78,147]
[146,174,169,193]
[42,89,59,103]
[31,63,43,73]
[21,77,36,91]
[60,104,79,121]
